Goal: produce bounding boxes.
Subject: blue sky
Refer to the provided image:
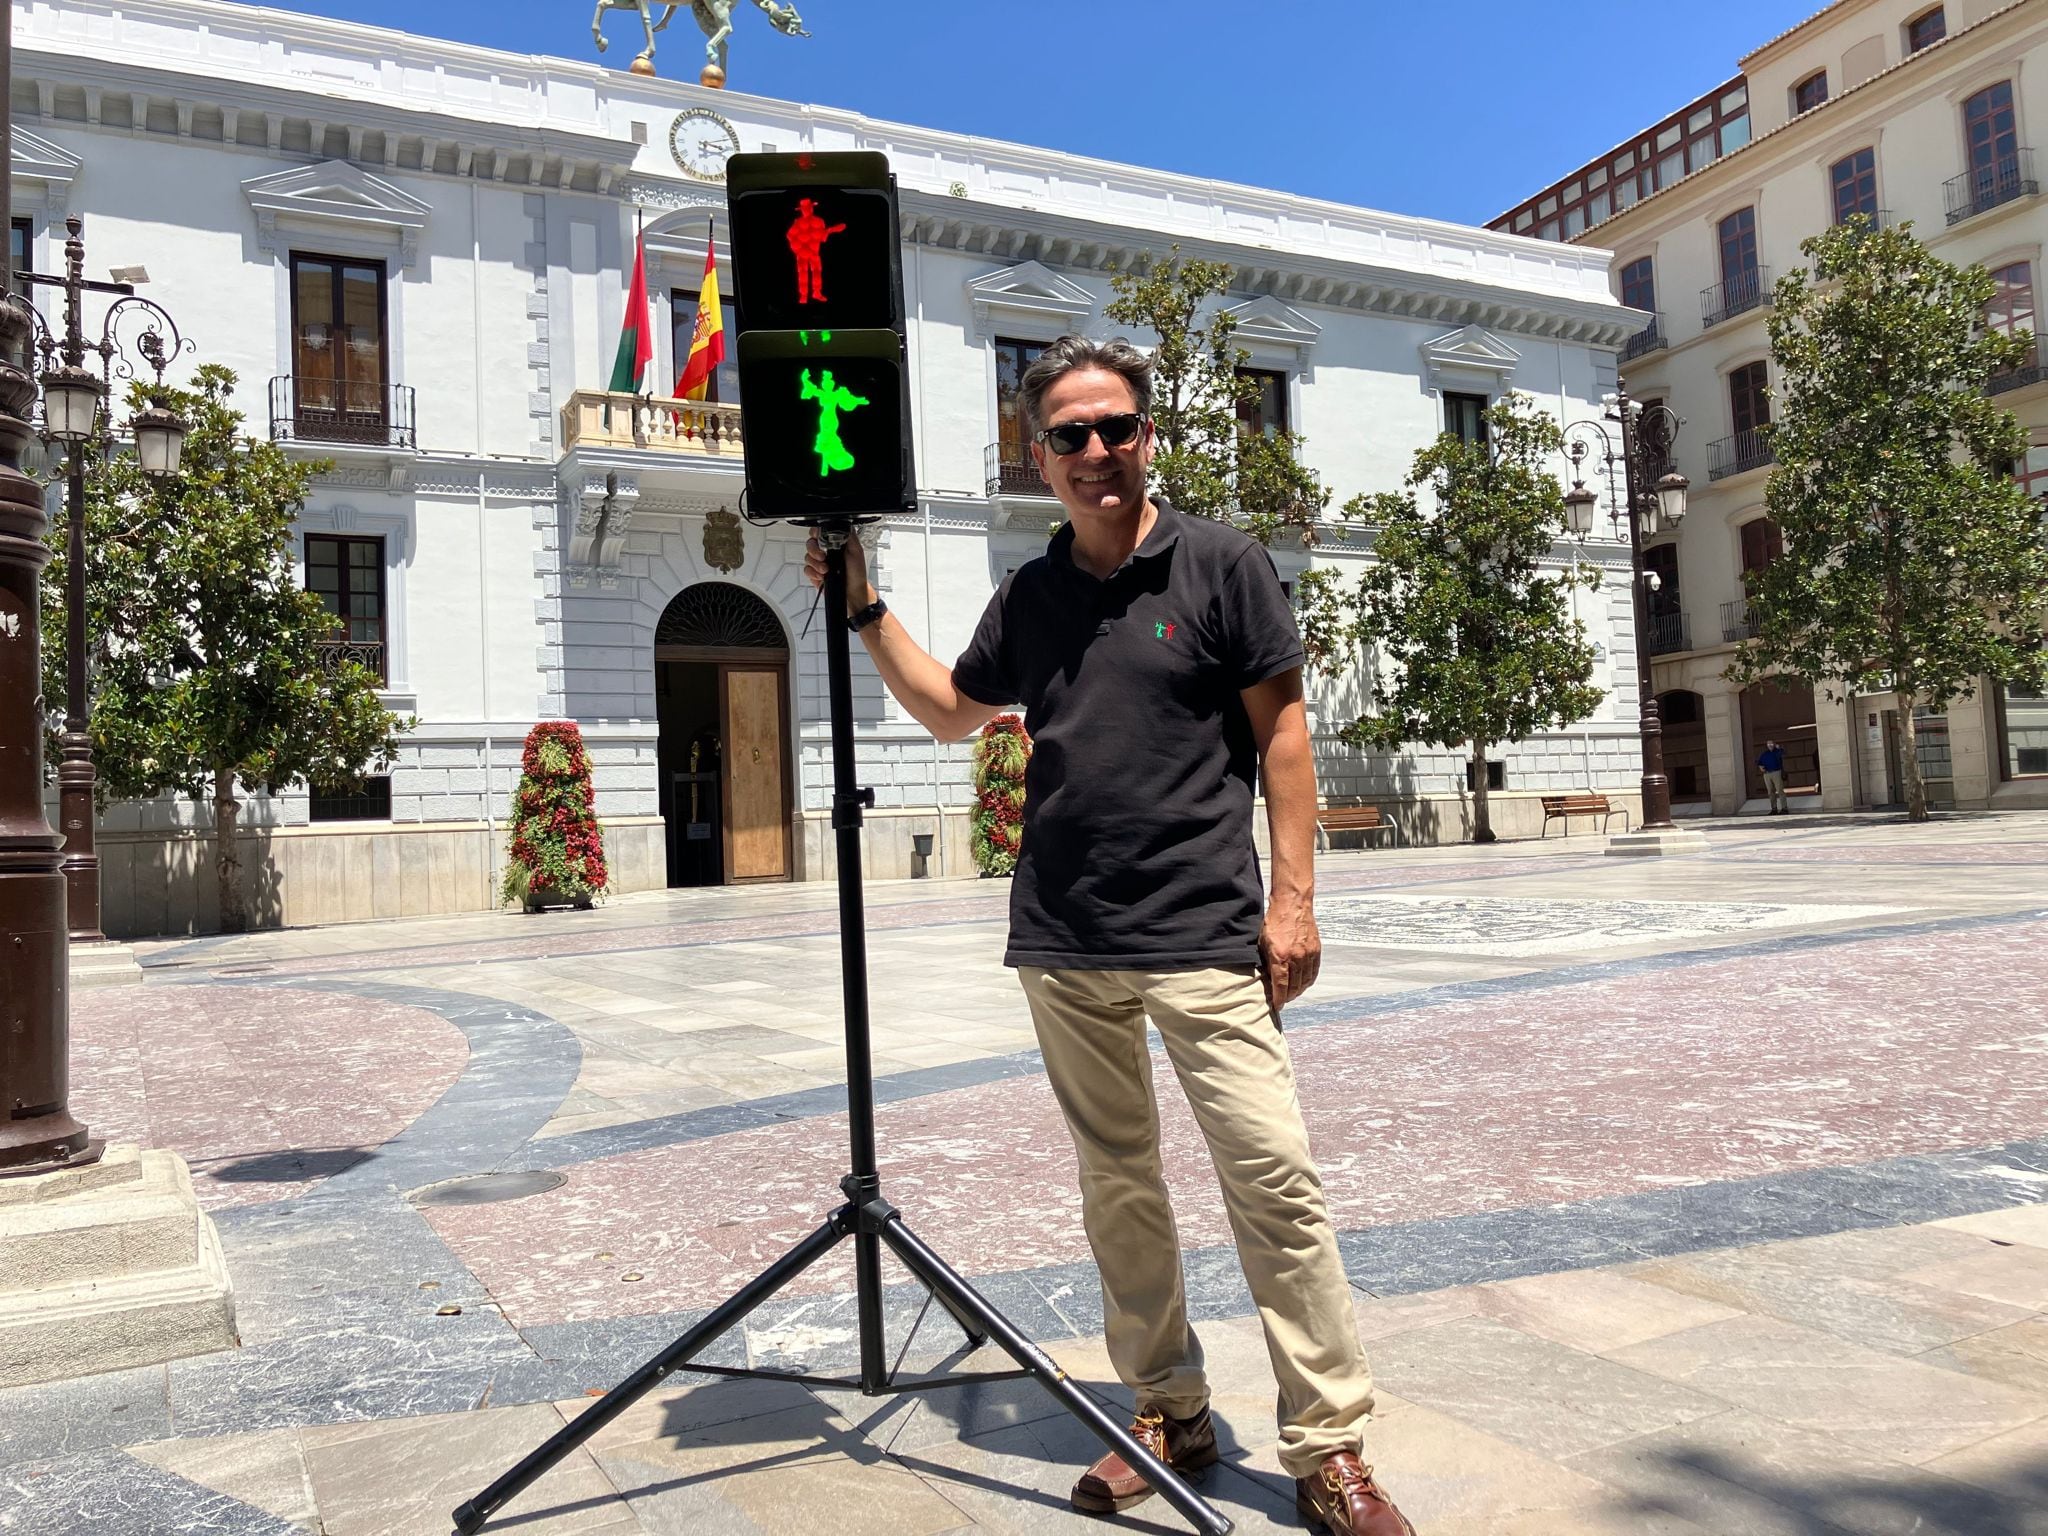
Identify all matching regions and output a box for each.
[286,0,1826,228]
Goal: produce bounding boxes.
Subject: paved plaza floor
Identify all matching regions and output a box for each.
[7,811,2048,1533]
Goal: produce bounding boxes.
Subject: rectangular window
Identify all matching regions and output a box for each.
[1464,760,1507,792]
[9,218,28,283]
[1657,151,1684,189]
[1445,391,1489,447]
[1564,206,1587,238]
[1587,166,1608,190]
[305,533,388,683]
[670,282,741,403]
[1588,191,1612,225]
[1722,86,1749,114]
[1795,72,1829,114]
[993,337,1047,477]
[290,253,388,443]
[1729,360,1771,438]
[1617,180,1640,210]
[1514,209,1533,231]
[1614,149,1637,175]
[2001,683,2048,778]
[1720,114,1751,155]
[1739,515,1782,575]
[1656,124,1682,153]
[1236,367,1289,438]
[1688,106,1715,135]
[1989,261,2038,380]
[1620,255,1657,313]
[1908,7,1946,52]
[1965,81,2020,182]
[1718,207,1759,285]
[310,776,393,823]
[1831,148,1879,224]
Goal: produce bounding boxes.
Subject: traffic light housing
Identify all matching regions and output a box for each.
[727,152,915,523]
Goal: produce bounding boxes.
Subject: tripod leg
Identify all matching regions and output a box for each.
[878,1217,1234,1536]
[452,1212,849,1535]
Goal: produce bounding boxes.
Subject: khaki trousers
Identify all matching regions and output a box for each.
[1018,964,1375,1476]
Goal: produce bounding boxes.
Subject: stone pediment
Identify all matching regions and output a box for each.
[966,259,1095,338]
[243,161,431,268]
[1419,324,1521,387]
[1224,294,1320,354]
[12,129,81,212]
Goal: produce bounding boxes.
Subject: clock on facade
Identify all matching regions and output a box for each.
[669,109,742,182]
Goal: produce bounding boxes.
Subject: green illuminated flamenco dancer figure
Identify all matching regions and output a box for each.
[801,367,868,477]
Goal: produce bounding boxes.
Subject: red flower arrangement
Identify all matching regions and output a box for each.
[970,714,1030,878]
[501,720,610,910]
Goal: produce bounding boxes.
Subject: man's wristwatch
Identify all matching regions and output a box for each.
[847,597,888,633]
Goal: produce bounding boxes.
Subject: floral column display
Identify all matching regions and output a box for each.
[970,713,1031,878]
[502,721,610,911]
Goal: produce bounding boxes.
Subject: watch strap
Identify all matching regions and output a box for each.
[848,597,888,633]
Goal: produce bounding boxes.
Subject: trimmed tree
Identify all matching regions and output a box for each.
[1300,394,1604,843]
[1104,249,1331,546]
[970,714,1030,877]
[42,364,406,931]
[501,721,610,909]
[1733,219,2048,822]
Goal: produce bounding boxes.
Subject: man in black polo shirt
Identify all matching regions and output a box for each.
[804,335,1410,1536]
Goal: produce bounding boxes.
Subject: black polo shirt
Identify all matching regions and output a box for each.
[952,499,1304,970]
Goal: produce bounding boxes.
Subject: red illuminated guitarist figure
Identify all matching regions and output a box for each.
[786,197,847,304]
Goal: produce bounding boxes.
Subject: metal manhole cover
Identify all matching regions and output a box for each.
[408,1171,566,1207]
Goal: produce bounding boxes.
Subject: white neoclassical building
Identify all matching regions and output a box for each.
[14,0,1649,937]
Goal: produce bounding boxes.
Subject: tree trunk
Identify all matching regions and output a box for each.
[1471,741,1496,844]
[213,767,247,933]
[1895,689,1928,823]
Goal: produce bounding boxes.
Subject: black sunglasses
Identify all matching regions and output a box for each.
[1034,412,1148,456]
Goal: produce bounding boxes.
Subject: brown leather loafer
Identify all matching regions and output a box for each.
[1294,1451,1415,1535]
[1070,1405,1219,1513]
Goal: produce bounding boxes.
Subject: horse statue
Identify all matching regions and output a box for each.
[591,0,807,83]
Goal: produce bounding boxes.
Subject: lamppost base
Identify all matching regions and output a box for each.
[1605,827,1712,858]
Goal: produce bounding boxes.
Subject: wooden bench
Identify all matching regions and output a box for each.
[1540,793,1630,837]
[1315,802,1397,851]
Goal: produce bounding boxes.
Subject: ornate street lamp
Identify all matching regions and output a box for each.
[1562,386,1691,832]
[22,215,192,943]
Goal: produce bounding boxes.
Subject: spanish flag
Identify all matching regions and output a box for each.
[675,225,726,402]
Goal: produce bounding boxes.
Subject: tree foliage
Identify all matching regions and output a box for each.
[1734,220,2048,820]
[1104,250,1330,545]
[42,363,406,929]
[1300,394,1604,842]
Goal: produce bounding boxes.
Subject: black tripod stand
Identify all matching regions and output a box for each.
[454,531,1232,1536]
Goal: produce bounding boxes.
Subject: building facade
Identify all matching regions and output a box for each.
[14,0,1647,937]
[1496,0,2048,815]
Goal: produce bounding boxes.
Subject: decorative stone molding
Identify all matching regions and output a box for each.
[563,468,640,570]
[619,177,727,216]
[966,259,1096,339]
[1419,324,1522,391]
[10,128,80,214]
[243,160,431,269]
[1225,294,1321,357]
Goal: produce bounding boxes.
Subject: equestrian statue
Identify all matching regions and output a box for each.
[591,0,808,84]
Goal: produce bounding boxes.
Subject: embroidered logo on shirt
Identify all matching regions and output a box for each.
[1152,620,1177,640]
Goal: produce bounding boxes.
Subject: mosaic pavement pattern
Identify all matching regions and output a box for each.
[1316,892,1899,955]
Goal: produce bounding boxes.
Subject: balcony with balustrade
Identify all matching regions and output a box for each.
[1945,150,2038,226]
[316,636,386,685]
[559,391,745,459]
[1646,609,1691,657]
[1720,600,1761,644]
[1707,429,1775,482]
[270,377,416,451]
[1621,313,1668,364]
[1701,268,1771,328]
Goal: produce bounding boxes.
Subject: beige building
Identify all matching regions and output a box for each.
[1495,0,2048,814]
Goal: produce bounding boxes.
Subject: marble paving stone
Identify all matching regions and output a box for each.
[1609,1314,2048,1464]
[1472,1269,1745,1355]
[1903,1246,2048,1312]
[1366,1317,1726,1460]
[130,1426,319,1530]
[0,1448,308,1536]
[1920,1319,2048,1398]
[1626,1239,2033,1357]
[584,1400,968,1536]
[1352,1286,1483,1343]
[1565,1407,2023,1536]
[0,1363,171,1462]
[299,1402,636,1535]
[1923,1413,2048,1513]
[1939,1204,2048,1249]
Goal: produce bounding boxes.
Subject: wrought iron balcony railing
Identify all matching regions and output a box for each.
[1701,267,1771,327]
[1646,609,1691,657]
[558,391,744,457]
[1707,428,1775,481]
[1945,150,2039,225]
[1720,599,1761,644]
[1621,313,1668,363]
[316,636,387,685]
[270,377,416,450]
[985,441,1052,498]
[1989,352,2045,396]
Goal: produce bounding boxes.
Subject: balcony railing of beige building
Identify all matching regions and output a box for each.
[1708,428,1775,482]
[1701,269,1771,328]
[560,391,745,458]
[1621,313,1668,363]
[1945,151,2039,226]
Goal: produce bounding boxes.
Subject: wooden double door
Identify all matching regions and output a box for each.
[656,650,791,885]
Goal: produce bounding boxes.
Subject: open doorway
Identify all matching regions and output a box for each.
[654,582,792,886]
[1740,679,1820,804]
